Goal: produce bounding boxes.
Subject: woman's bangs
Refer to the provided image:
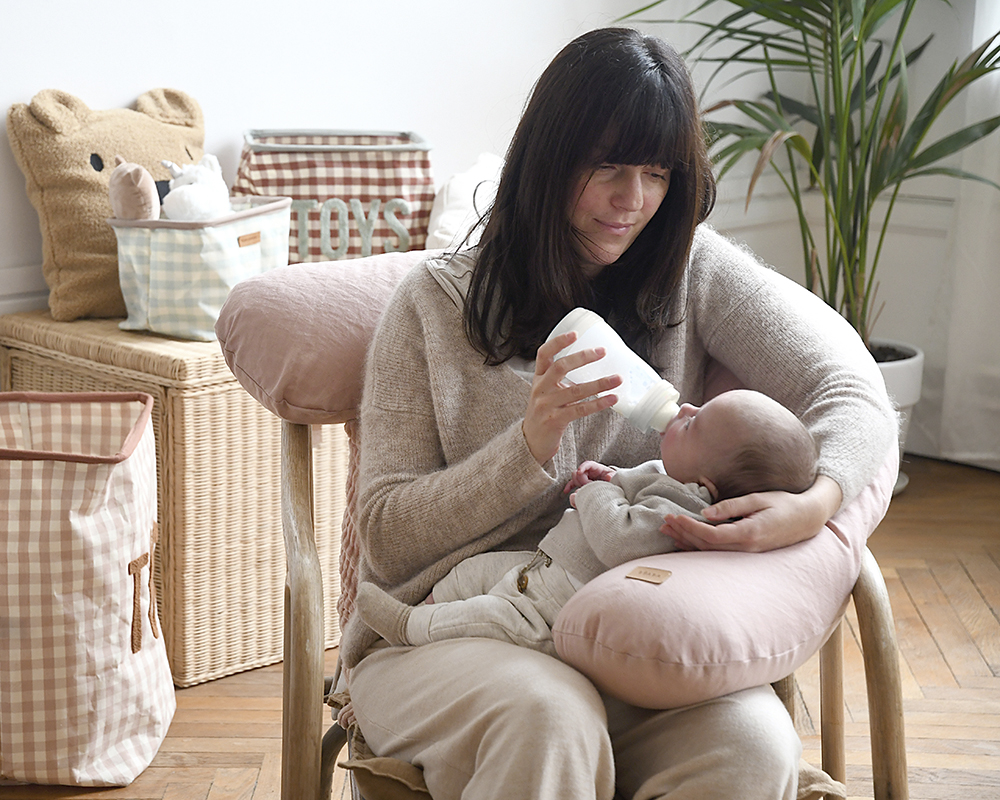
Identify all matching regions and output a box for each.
[601,82,692,170]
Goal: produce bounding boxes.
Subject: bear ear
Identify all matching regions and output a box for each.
[134,88,204,130]
[25,89,90,134]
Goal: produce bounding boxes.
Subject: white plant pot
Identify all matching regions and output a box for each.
[873,338,924,495]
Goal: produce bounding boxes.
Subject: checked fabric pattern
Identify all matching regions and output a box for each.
[232,131,434,262]
[0,392,174,786]
[113,196,291,341]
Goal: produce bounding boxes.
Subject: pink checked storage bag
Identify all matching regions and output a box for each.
[0,392,174,786]
[232,129,434,263]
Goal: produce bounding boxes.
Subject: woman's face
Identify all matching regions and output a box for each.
[569,163,671,276]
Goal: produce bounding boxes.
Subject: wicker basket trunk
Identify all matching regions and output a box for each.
[0,310,346,687]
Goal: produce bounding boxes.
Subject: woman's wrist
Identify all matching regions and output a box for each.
[807,474,843,523]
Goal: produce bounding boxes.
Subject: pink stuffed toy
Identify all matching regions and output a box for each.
[108,155,160,220]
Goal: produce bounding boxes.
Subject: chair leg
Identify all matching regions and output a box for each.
[820,619,846,785]
[322,723,349,798]
[281,421,326,800]
[853,546,909,800]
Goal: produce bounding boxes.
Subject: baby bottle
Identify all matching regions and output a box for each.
[545,308,680,433]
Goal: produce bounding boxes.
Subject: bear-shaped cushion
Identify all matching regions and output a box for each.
[7,89,205,321]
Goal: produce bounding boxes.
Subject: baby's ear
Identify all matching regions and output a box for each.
[699,476,719,502]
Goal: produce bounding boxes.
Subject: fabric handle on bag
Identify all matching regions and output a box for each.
[0,391,154,463]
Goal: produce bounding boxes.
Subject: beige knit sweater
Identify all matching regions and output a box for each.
[340,225,896,667]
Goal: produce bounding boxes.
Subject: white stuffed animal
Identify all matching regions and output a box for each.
[161,154,231,221]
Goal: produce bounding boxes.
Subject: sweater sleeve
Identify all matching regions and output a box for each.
[687,228,897,508]
[569,465,706,570]
[356,269,556,591]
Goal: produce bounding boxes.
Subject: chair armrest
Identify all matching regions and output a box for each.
[216,250,429,425]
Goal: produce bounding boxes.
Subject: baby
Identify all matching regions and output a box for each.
[357,389,818,656]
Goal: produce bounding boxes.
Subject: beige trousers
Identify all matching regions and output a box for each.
[350,636,801,800]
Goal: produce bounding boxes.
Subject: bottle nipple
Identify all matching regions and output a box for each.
[631,381,681,433]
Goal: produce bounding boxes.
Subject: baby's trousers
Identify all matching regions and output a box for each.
[409,550,583,655]
[350,637,801,800]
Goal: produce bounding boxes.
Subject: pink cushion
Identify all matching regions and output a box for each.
[552,445,898,709]
[216,251,430,424]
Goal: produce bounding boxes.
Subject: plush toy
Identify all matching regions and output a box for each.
[109,156,160,220]
[161,154,231,221]
[6,88,204,321]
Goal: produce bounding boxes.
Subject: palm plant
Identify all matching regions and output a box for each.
[624,0,1000,349]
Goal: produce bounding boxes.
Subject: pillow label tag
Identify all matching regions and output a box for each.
[625,566,672,585]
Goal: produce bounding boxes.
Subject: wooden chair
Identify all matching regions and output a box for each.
[216,251,909,800]
[279,419,909,800]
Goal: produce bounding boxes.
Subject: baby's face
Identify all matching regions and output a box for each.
[659,393,750,485]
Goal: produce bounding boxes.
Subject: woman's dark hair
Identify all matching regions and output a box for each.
[464,27,716,365]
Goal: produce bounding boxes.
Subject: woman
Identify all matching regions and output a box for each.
[342,27,895,800]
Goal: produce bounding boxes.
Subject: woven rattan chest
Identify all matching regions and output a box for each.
[0,309,346,687]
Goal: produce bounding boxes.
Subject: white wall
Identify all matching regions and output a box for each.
[0,0,633,313]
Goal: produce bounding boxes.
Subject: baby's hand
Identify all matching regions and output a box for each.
[563,460,617,493]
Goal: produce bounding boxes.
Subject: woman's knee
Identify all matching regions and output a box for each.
[612,685,801,800]
[690,687,801,800]
[721,683,801,749]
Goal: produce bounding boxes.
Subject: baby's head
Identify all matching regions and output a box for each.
[659,389,818,501]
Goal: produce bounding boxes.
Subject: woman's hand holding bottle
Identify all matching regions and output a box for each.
[522,332,622,465]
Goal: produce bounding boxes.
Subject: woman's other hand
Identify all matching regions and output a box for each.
[661,475,843,552]
[523,332,622,465]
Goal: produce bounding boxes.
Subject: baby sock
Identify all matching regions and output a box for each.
[356,582,414,646]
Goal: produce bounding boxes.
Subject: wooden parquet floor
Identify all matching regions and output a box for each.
[798,455,1000,799]
[5,455,999,799]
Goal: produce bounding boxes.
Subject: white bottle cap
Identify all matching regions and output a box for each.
[631,380,681,433]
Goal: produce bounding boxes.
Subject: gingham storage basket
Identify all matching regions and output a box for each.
[0,391,174,785]
[110,196,291,341]
[232,129,434,262]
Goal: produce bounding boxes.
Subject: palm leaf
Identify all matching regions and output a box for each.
[901,166,1000,191]
[869,53,910,194]
[905,117,1000,176]
[746,130,812,208]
